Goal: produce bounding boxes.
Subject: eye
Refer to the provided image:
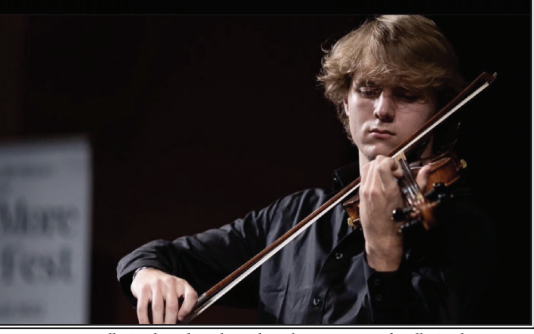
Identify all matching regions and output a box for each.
[358,87,381,98]
[395,89,421,103]
[398,93,419,102]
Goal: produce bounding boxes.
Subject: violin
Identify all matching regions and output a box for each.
[343,148,468,233]
[181,71,497,324]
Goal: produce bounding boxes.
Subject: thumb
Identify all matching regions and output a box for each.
[415,164,431,192]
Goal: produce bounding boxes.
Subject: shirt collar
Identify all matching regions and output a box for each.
[331,162,360,192]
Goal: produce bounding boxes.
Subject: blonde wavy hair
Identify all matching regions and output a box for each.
[317,15,467,152]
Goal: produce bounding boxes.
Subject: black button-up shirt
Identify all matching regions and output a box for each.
[117,162,499,324]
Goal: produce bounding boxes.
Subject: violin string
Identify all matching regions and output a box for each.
[398,157,423,206]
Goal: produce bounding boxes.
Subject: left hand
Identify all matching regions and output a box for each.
[358,155,430,271]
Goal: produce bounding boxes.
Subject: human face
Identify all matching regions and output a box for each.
[343,76,437,165]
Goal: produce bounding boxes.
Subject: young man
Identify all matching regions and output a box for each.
[117,15,498,324]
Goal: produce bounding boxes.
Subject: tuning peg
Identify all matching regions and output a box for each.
[424,182,447,200]
[392,206,414,222]
[398,219,420,234]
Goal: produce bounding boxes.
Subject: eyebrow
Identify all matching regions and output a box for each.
[353,78,379,87]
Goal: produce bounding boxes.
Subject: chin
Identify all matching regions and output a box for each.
[366,148,391,161]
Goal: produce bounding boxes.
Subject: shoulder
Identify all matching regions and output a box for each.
[274,187,330,209]
[259,187,330,223]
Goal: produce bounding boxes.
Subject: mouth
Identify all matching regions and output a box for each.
[369,128,394,139]
[370,128,394,135]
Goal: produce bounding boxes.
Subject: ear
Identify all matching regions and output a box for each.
[342,95,350,116]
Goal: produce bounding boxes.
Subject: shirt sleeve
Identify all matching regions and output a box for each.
[116,201,276,309]
[115,188,324,310]
[362,256,416,324]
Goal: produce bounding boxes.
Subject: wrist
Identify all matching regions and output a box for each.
[365,245,403,272]
[132,266,153,281]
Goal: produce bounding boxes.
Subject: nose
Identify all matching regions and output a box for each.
[373,91,395,122]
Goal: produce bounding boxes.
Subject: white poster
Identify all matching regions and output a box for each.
[0,137,91,324]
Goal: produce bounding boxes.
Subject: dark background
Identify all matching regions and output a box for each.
[0,14,530,325]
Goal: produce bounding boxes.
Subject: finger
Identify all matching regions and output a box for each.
[359,157,372,183]
[150,285,165,324]
[136,286,152,324]
[376,157,402,190]
[391,159,403,179]
[178,287,198,321]
[163,287,179,324]
[359,158,372,195]
[415,164,432,192]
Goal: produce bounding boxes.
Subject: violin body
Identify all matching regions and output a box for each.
[343,149,467,232]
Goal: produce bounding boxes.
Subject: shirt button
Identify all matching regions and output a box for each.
[375,294,383,302]
[312,298,322,306]
[373,278,380,286]
[335,252,343,260]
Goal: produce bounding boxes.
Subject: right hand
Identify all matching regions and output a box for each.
[131,267,198,324]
